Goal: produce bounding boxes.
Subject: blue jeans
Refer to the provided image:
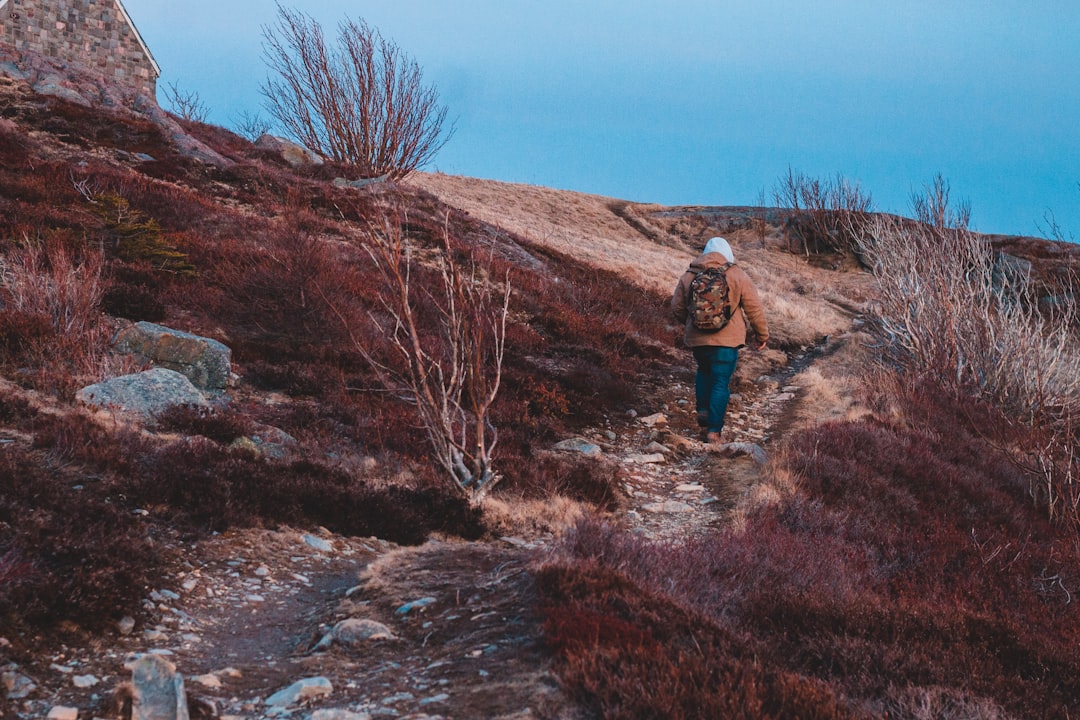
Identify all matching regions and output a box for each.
[692,346,738,434]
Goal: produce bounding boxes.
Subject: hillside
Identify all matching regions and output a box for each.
[2,73,1080,720]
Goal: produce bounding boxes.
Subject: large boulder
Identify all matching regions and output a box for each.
[114,322,232,391]
[76,368,208,420]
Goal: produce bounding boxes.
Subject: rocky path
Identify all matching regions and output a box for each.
[4,338,839,720]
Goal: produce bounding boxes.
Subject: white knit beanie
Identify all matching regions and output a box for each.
[703,236,735,263]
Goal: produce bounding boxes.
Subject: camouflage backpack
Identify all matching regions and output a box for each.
[689,263,734,332]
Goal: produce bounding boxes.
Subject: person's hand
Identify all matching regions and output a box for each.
[755,340,767,351]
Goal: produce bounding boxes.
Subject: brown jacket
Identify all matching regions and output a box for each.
[671,252,769,348]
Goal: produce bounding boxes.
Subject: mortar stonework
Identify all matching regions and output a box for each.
[0,0,158,96]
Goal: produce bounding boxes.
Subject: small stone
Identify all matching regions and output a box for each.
[2,670,37,699]
[326,618,396,648]
[254,565,270,577]
[419,693,450,705]
[626,453,666,464]
[144,628,167,642]
[73,674,99,688]
[311,711,371,720]
[47,707,79,720]
[381,691,415,705]
[782,385,800,393]
[638,412,667,427]
[627,409,638,418]
[303,534,334,553]
[775,392,795,401]
[500,536,529,548]
[245,594,266,603]
[192,673,222,689]
[643,441,670,454]
[181,579,198,592]
[552,437,601,456]
[265,676,333,707]
[717,442,769,464]
[641,500,695,513]
[395,597,437,615]
[675,483,705,493]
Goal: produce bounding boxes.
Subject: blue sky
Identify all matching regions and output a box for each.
[123,1,1079,238]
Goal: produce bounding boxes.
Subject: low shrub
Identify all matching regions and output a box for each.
[538,380,1080,719]
[0,449,157,636]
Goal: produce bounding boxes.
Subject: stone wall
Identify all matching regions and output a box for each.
[0,0,158,97]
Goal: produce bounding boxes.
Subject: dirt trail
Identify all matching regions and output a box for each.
[10,334,853,720]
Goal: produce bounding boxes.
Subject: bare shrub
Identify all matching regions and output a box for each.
[910,173,971,230]
[162,81,210,123]
[773,168,873,256]
[261,4,453,180]
[323,213,510,502]
[858,214,1080,419]
[858,184,1080,526]
[1,239,104,339]
[233,109,273,142]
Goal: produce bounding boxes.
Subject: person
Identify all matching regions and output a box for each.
[671,236,769,444]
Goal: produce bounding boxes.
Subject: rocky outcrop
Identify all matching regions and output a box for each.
[76,368,208,420]
[114,322,232,391]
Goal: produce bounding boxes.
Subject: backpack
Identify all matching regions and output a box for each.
[689,263,733,332]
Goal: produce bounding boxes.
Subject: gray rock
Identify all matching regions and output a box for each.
[717,442,769,465]
[311,710,372,720]
[395,597,437,615]
[332,618,396,644]
[553,437,601,456]
[114,322,232,390]
[626,453,666,464]
[118,616,137,635]
[638,412,668,427]
[73,674,99,688]
[265,676,333,707]
[255,133,325,166]
[316,618,396,650]
[2,669,36,699]
[641,500,695,514]
[643,441,670,454]
[46,707,79,720]
[303,534,334,553]
[230,425,297,460]
[131,654,190,720]
[332,174,389,189]
[76,368,208,420]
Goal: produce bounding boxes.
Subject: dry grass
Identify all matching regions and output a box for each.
[787,330,877,429]
[480,495,589,538]
[409,173,874,352]
[409,173,690,294]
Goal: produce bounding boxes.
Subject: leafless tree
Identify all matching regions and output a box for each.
[261,4,453,180]
[163,82,210,123]
[322,213,509,502]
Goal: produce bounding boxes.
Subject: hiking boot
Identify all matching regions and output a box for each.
[706,431,723,445]
[696,411,709,428]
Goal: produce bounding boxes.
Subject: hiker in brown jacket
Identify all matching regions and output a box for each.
[671,237,769,444]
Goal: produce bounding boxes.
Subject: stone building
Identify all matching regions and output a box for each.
[0,0,159,97]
